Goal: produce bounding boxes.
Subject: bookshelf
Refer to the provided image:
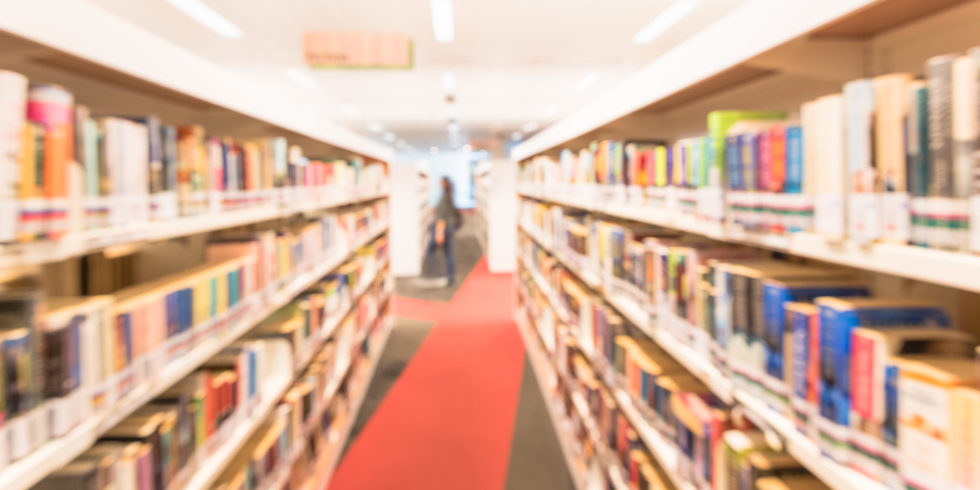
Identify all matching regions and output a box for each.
[0,0,391,162]
[390,164,432,277]
[518,215,891,490]
[510,0,975,162]
[519,188,980,294]
[477,160,518,273]
[0,224,390,490]
[0,190,388,271]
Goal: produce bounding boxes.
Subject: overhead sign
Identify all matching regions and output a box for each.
[303,32,413,69]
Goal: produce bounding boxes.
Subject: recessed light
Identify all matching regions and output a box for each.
[166,0,243,39]
[632,0,700,45]
[522,121,539,133]
[366,121,384,133]
[511,131,523,141]
[430,0,455,43]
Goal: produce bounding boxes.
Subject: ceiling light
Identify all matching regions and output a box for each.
[366,121,384,133]
[284,68,318,90]
[383,131,396,142]
[430,146,440,155]
[632,0,700,45]
[511,131,523,141]
[441,71,457,94]
[166,0,243,39]
[522,121,539,133]
[429,0,455,43]
[341,103,359,117]
[575,71,601,92]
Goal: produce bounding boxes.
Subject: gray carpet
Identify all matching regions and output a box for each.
[395,214,485,303]
[342,317,436,456]
[505,355,576,490]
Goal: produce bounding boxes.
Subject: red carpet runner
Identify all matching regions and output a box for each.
[328,258,526,490]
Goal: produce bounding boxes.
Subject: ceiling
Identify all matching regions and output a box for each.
[83,0,745,152]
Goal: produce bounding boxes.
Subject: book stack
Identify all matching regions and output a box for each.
[34,337,288,490]
[518,46,980,259]
[0,69,389,245]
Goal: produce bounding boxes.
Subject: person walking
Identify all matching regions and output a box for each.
[423,177,463,286]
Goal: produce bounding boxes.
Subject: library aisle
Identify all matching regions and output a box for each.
[330,219,573,490]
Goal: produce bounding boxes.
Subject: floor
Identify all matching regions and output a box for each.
[330,215,573,490]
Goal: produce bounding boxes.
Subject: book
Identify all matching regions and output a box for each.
[894,355,978,489]
[815,297,951,463]
[0,70,28,243]
[850,328,975,480]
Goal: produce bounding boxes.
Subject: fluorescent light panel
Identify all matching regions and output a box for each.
[166,0,243,39]
[430,0,455,43]
[284,68,318,90]
[632,0,699,44]
[575,71,601,92]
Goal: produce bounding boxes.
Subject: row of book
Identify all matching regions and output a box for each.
[520,214,980,490]
[214,271,393,490]
[33,337,290,490]
[33,240,391,490]
[0,202,388,471]
[518,268,832,490]
[518,46,980,253]
[0,69,388,243]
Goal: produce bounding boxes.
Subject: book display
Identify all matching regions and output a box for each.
[512,2,980,490]
[0,10,393,489]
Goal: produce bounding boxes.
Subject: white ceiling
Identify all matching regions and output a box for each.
[84,0,745,150]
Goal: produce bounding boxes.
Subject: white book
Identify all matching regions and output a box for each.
[0,71,27,242]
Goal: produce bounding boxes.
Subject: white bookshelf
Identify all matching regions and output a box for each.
[520,187,980,294]
[0,0,392,162]
[390,164,432,277]
[517,220,888,490]
[511,0,976,161]
[0,224,389,490]
[475,159,518,274]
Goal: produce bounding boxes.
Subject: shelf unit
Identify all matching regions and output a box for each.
[390,164,432,277]
[520,188,980,294]
[0,190,388,271]
[475,159,518,273]
[183,257,391,490]
[0,2,399,486]
[517,219,886,490]
[0,0,392,162]
[0,224,390,490]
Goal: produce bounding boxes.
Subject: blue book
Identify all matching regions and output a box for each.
[740,133,757,193]
[816,298,950,426]
[165,291,179,338]
[785,126,804,193]
[178,288,192,332]
[726,135,742,191]
[762,280,869,380]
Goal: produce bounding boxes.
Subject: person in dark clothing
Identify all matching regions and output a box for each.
[423,177,463,286]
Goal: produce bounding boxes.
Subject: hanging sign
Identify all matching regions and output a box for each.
[303,31,413,69]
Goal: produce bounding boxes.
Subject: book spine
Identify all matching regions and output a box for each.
[0,71,27,242]
[928,55,956,198]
